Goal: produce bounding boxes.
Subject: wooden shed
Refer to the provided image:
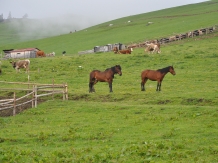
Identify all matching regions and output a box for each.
[3,48,40,59]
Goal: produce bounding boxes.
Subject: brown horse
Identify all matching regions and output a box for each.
[141,66,176,91]
[89,65,122,93]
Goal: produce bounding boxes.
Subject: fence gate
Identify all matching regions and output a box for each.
[0,81,68,116]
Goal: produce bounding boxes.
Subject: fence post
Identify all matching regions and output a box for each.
[13,92,16,116]
[52,79,54,100]
[35,85,38,108]
[32,85,35,108]
[63,83,65,100]
[65,83,68,100]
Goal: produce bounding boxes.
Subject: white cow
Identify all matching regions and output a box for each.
[145,43,161,54]
[10,59,30,73]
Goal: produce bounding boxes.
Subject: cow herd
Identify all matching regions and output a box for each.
[36,51,55,57]
[113,41,161,55]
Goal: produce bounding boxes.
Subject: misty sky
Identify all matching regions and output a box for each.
[0,0,208,40]
[1,0,208,21]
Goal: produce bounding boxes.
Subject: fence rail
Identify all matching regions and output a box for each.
[0,81,68,116]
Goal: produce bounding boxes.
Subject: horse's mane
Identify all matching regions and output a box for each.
[105,65,121,72]
[157,66,171,73]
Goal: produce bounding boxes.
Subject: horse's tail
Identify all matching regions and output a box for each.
[89,70,101,81]
[89,71,94,82]
[90,70,97,82]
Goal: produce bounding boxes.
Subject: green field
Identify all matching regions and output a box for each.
[0,0,218,162]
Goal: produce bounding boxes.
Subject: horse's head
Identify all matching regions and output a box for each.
[115,65,122,76]
[169,66,176,75]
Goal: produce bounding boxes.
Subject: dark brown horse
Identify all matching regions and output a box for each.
[89,65,122,93]
[141,66,176,91]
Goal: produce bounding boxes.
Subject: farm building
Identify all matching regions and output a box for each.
[93,43,126,53]
[2,48,40,59]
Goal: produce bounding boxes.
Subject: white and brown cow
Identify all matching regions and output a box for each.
[145,43,161,54]
[10,59,30,73]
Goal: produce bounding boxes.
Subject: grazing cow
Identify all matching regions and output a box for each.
[113,47,119,54]
[198,30,203,35]
[150,40,159,44]
[113,47,133,54]
[186,31,192,38]
[10,59,30,73]
[169,36,177,42]
[36,51,46,57]
[145,43,161,54]
[46,52,55,57]
[119,48,133,54]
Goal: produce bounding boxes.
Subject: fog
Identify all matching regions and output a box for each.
[7,14,98,41]
[1,0,208,41]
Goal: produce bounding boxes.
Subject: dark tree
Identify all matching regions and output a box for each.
[23,13,28,19]
[7,12,12,19]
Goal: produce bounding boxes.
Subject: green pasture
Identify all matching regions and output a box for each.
[0,0,218,162]
[0,33,218,162]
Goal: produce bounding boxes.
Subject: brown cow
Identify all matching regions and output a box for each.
[119,48,133,54]
[113,47,133,54]
[36,51,46,57]
[10,59,30,73]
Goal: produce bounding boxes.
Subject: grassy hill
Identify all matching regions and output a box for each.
[0,0,218,162]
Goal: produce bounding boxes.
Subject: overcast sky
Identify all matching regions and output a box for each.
[1,0,208,21]
[0,0,208,40]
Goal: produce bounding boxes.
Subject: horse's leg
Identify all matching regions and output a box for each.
[89,82,93,93]
[109,82,113,92]
[141,78,147,91]
[92,79,98,92]
[156,81,161,91]
[159,81,162,91]
[89,77,95,93]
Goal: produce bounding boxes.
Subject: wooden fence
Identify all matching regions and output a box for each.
[128,25,217,48]
[77,25,217,54]
[0,81,68,116]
